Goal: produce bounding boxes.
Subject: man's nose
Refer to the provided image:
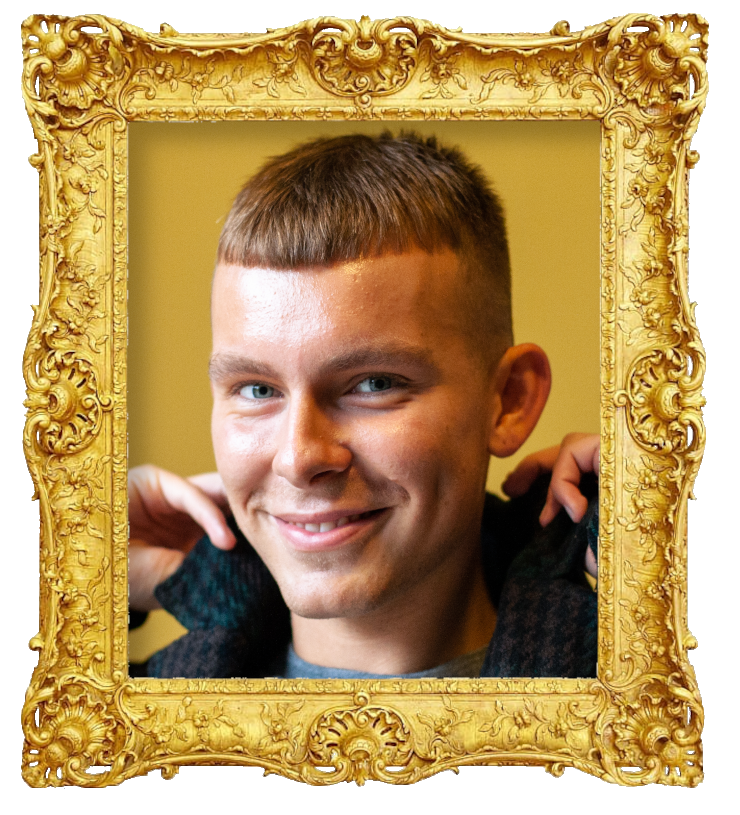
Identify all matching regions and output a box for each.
[272,395,352,487]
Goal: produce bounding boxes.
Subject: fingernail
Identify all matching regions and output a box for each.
[215,530,234,548]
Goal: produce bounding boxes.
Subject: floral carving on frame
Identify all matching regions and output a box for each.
[20,13,707,787]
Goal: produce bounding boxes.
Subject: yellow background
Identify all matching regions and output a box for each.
[128,120,600,661]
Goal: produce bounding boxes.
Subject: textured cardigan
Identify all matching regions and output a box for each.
[133,475,599,679]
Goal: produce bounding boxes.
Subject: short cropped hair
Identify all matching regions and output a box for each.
[218,132,513,353]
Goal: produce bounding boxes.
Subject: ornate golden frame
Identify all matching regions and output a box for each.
[20,13,707,787]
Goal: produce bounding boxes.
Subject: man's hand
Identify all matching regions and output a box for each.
[502,433,600,526]
[502,433,599,579]
[128,465,236,611]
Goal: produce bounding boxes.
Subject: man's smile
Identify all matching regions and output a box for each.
[270,507,390,552]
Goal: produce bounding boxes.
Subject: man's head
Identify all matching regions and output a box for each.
[209,132,550,623]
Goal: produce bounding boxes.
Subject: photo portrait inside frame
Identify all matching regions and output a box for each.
[21,11,706,787]
[127,120,601,676]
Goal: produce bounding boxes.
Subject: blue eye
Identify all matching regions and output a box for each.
[241,384,275,399]
[355,376,394,393]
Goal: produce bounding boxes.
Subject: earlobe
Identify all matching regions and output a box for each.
[488,343,551,458]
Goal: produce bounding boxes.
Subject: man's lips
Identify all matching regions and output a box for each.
[270,508,389,551]
[275,507,383,531]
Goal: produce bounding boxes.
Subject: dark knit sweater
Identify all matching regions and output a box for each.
[133,476,599,679]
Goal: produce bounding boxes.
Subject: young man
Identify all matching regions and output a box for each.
[128,132,599,679]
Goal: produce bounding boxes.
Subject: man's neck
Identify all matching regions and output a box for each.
[290,551,496,676]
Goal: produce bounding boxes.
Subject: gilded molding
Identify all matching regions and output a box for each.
[20,13,708,787]
[310,18,419,104]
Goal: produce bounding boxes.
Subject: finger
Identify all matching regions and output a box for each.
[539,484,558,526]
[129,465,236,551]
[129,545,185,611]
[539,479,588,526]
[539,479,588,525]
[585,546,597,579]
[538,435,599,525]
[539,447,588,526]
[549,478,589,524]
[502,446,560,497]
[592,442,600,477]
[559,433,600,479]
[188,471,231,510]
[551,443,591,520]
[539,485,563,526]
[158,470,237,550]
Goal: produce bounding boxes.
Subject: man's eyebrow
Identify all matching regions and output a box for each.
[208,354,277,382]
[322,344,436,374]
[208,344,436,382]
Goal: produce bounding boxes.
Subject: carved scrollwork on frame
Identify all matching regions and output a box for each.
[22,16,129,119]
[478,49,599,106]
[22,678,126,787]
[310,16,419,105]
[25,350,107,455]
[611,15,708,111]
[599,680,703,786]
[20,13,707,788]
[306,692,426,784]
[618,347,705,456]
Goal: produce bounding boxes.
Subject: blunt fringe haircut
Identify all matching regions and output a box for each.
[218,132,513,348]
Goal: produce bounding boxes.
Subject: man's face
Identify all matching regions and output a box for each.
[210,250,498,620]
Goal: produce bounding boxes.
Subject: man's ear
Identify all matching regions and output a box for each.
[488,343,551,458]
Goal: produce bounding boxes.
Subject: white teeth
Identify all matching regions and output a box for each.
[287,513,368,532]
[292,515,362,532]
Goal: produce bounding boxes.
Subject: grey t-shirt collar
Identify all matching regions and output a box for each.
[280,643,487,679]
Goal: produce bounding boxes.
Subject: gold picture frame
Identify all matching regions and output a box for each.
[20,12,707,787]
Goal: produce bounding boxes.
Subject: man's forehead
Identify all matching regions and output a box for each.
[209,252,481,380]
[211,251,464,311]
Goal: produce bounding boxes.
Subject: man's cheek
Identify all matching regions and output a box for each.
[361,421,453,483]
[214,417,273,472]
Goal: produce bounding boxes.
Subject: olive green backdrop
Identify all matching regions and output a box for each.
[128,120,600,661]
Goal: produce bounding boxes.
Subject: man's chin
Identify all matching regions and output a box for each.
[285,598,373,621]
[280,583,384,621]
